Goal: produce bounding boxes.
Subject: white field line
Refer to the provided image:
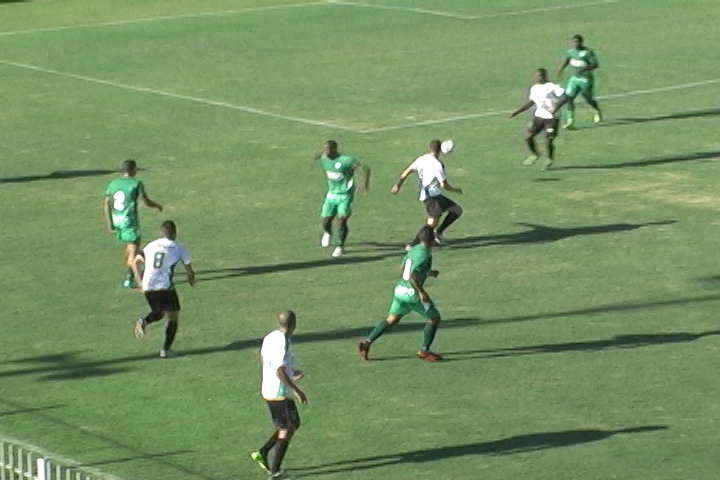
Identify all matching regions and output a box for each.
[358,77,720,133]
[334,0,618,21]
[0,432,125,480]
[0,59,357,132]
[0,1,329,37]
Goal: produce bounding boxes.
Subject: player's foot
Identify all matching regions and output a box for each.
[593,111,603,123]
[121,279,136,289]
[417,350,444,362]
[159,350,176,358]
[320,232,331,248]
[541,158,554,171]
[356,340,371,360]
[562,120,577,130]
[522,155,539,166]
[434,231,447,245]
[270,472,290,479]
[134,318,146,339]
[250,451,270,474]
[331,246,344,257]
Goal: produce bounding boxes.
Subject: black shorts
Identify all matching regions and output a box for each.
[424,195,456,218]
[144,289,181,313]
[266,399,301,430]
[528,117,560,138]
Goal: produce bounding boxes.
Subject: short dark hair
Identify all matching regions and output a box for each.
[278,310,296,329]
[573,34,584,42]
[429,140,442,152]
[121,159,137,173]
[325,140,338,149]
[160,220,177,237]
[537,68,548,77]
[417,226,435,245]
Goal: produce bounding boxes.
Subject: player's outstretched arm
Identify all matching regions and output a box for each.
[391,166,413,193]
[102,197,114,232]
[184,263,196,286]
[441,180,463,195]
[509,100,534,119]
[130,253,144,288]
[139,184,163,212]
[277,366,308,404]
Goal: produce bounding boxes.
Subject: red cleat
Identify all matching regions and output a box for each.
[417,350,444,362]
[357,340,370,360]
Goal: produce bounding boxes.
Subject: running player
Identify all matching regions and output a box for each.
[133,220,195,358]
[510,68,563,170]
[251,311,308,479]
[556,34,602,129]
[357,226,443,362]
[103,160,163,288]
[391,140,462,247]
[316,140,370,258]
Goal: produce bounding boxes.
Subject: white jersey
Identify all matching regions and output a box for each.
[141,238,191,291]
[529,82,562,119]
[408,154,446,201]
[261,330,295,400]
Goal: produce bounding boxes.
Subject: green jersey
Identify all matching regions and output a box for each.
[394,245,433,301]
[104,176,145,229]
[320,154,358,196]
[566,47,598,79]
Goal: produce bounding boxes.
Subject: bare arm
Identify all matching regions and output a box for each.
[356,164,371,193]
[557,57,570,77]
[391,166,414,193]
[184,263,196,286]
[102,197,114,232]
[139,184,163,212]
[408,273,429,303]
[277,366,307,403]
[440,179,463,194]
[509,100,535,118]
[130,253,144,288]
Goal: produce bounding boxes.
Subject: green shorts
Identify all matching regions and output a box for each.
[320,193,353,218]
[388,295,440,320]
[114,226,141,245]
[564,75,595,99]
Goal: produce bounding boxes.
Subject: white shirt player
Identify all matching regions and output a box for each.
[529,82,562,119]
[261,330,295,400]
[407,154,446,201]
[141,238,191,291]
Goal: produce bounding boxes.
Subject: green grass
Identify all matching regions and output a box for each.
[1,1,720,479]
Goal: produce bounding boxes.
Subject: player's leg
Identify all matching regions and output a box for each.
[135,291,165,339]
[523,118,543,165]
[268,400,301,475]
[357,299,408,360]
[119,227,141,287]
[320,196,337,248]
[562,78,582,129]
[542,119,559,170]
[412,301,443,361]
[332,199,352,257]
[435,197,463,243]
[581,80,602,123]
[407,200,441,249]
[159,291,181,357]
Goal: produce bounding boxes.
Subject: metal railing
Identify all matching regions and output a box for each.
[0,441,97,480]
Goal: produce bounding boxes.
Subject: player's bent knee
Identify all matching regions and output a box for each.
[450,205,463,216]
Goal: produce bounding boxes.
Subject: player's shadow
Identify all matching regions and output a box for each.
[601,108,720,127]
[0,404,64,417]
[294,425,668,476]
[557,151,720,170]
[0,168,119,184]
[443,330,720,361]
[446,220,674,250]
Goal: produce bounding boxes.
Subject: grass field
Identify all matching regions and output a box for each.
[2,0,720,479]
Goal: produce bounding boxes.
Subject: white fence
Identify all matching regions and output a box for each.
[0,441,97,480]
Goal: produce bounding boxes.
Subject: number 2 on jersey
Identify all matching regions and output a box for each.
[153,252,166,268]
[112,191,126,211]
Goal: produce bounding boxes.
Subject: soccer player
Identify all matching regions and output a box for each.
[357,226,443,362]
[509,68,563,170]
[251,311,308,479]
[316,140,370,258]
[556,34,602,129]
[133,220,195,358]
[391,140,463,247]
[103,159,163,288]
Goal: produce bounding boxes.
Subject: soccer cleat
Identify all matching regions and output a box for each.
[250,451,270,474]
[593,111,603,123]
[434,231,447,245]
[562,120,577,130]
[134,319,146,339]
[541,158,554,171]
[270,472,289,479]
[320,232,331,248]
[121,279,136,289]
[522,155,539,166]
[331,246,344,257]
[159,350,176,358]
[356,340,371,361]
[417,350,444,362]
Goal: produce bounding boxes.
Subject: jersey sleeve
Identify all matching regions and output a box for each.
[528,86,535,101]
[407,158,421,172]
[179,246,191,265]
[104,181,114,197]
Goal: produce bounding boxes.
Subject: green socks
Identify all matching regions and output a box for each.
[422,322,438,351]
[563,101,576,126]
[367,320,391,343]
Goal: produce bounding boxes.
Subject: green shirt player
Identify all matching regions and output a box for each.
[555,34,603,129]
[103,159,163,288]
[357,226,444,362]
[316,140,369,258]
